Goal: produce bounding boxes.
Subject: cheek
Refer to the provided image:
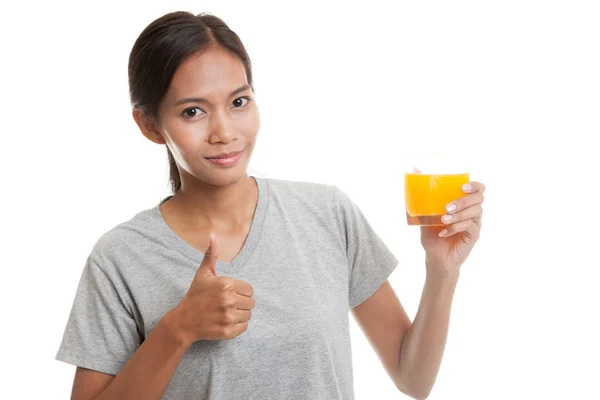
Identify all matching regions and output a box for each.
[241,108,260,141]
[164,121,205,156]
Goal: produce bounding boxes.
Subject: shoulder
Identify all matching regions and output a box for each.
[87,205,161,274]
[262,176,347,209]
[260,177,361,238]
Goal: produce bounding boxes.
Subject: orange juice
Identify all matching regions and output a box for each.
[405,172,470,226]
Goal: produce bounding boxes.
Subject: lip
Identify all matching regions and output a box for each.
[206,150,243,159]
[205,150,244,167]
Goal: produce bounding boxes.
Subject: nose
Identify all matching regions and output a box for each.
[207,109,236,144]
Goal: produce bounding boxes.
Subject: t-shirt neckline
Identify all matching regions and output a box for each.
[151,176,269,273]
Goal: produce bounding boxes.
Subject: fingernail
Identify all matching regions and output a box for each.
[442,214,452,223]
[439,229,448,237]
[446,203,456,213]
[462,183,472,192]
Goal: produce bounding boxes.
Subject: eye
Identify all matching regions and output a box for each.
[232,96,250,108]
[182,107,205,119]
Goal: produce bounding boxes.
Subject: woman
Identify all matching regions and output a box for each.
[56,11,485,400]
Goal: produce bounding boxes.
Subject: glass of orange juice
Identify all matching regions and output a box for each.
[404,153,470,226]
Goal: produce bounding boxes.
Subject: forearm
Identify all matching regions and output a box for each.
[396,269,459,399]
[96,310,191,400]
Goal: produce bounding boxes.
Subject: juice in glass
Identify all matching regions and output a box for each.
[405,172,470,226]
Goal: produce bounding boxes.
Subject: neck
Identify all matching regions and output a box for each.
[164,174,257,230]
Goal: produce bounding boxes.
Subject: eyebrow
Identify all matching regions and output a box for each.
[173,84,252,107]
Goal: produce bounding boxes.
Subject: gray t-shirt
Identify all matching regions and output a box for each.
[55,176,398,399]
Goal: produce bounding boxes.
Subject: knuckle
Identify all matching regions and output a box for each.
[447,211,462,224]
[453,199,463,210]
[219,278,234,292]
[220,293,236,307]
[453,223,465,233]
[454,210,466,222]
[236,322,248,335]
[224,309,237,324]
[222,326,234,339]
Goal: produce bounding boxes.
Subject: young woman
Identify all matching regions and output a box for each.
[56,11,485,400]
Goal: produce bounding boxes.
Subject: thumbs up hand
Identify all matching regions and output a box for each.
[168,234,255,346]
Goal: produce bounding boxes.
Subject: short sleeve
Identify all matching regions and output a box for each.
[335,187,399,308]
[55,257,142,375]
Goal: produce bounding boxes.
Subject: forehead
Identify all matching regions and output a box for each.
[167,46,248,98]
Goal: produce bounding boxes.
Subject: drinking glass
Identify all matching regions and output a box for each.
[404,153,470,226]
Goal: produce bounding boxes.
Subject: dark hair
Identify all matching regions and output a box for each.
[128,11,254,194]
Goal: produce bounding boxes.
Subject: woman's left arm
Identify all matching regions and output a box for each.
[352,181,485,399]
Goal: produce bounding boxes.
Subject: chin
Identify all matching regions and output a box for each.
[201,165,251,188]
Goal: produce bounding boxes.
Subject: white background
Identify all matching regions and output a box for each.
[1,0,599,399]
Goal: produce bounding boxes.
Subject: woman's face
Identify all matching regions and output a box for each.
[155,45,260,188]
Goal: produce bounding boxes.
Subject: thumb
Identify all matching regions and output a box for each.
[198,233,219,277]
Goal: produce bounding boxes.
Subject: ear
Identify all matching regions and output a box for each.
[132,107,166,145]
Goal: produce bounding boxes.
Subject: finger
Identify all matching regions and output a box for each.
[232,279,254,297]
[231,321,249,337]
[198,233,218,277]
[236,309,252,323]
[462,181,486,194]
[439,219,480,239]
[446,192,484,214]
[235,293,256,310]
[441,204,482,225]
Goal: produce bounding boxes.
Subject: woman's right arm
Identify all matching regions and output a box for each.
[72,236,255,400]
[73,310,190,400]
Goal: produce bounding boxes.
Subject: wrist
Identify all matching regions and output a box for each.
[162,308,193,350]
[426,267,460,279]
[425,258,461,278]
[425,264,460,287]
